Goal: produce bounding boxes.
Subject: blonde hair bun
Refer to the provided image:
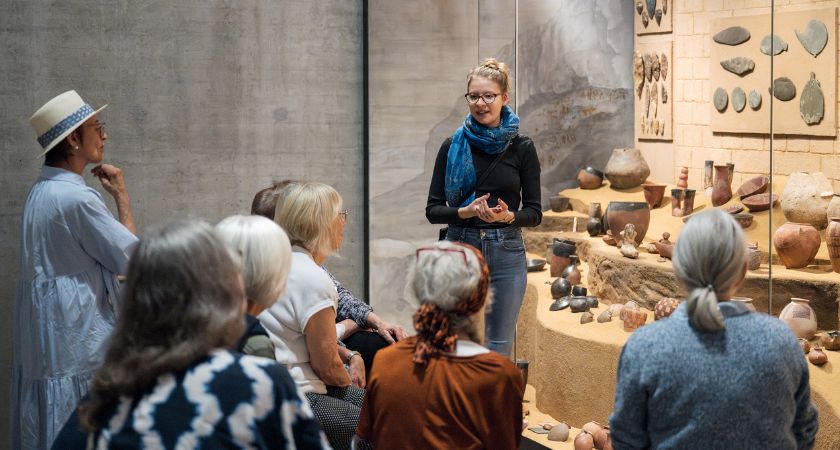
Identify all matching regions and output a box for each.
[468,58,511,93]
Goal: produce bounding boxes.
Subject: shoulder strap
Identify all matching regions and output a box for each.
[475,135,515,189]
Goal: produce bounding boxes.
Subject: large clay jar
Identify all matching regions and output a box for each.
[561,255,582,285]
[711,164,733,206]
[781,171,834,229]
[642,182,666,209]
[578,166,605,189]
[826,217,840,273]
[604,148,650,189]
[605,201,650,245]
[779,298,818,339]
[827,194,840,221]
[773,222,820,269]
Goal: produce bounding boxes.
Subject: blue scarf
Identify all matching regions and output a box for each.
[445,105,520,207]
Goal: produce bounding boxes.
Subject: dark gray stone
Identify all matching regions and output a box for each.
[760,34,788,56]
[713,26,751,46]
[770,77,796,101]
[731,87,746,112]
[800,72,825,125]
[714,87,728,112]
[646,0,656,17]
[796,20,828,57]
[655,8,662,26]
[720,57,755,76]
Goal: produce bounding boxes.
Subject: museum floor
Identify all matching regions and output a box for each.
[518,181,840,449]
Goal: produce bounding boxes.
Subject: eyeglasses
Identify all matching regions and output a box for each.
[464,92,501,105]
[338,210,350,220]
[415,246,467,264]
[84,122,106,138]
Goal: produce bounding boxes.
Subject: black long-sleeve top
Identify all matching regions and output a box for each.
[426,135,542,229]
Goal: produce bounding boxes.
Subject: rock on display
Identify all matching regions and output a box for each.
[720,57,755,76]
[748,89,762,110]
[713,87,728,112]
[800,72,825,125]
[713,26,751,45]
[731,87,746,113]
[795,19,828,57]
[770,77,796,101]
[760,34,788,55]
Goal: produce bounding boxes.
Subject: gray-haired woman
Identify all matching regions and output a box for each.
[609,209,818,449]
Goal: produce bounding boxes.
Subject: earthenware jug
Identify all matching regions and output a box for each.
[773,222,820,269]
[604,147,650,189]
[779,298,818,339]
[711,164,733,206]
[781,171,834,229]
[826,217,840,273]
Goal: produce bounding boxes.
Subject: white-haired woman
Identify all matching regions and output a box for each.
[609,209,818,449]
[355,241,524,450]
[260,182,368,450]
[216,215,292,358]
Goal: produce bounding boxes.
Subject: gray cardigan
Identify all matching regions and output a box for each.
[609,301,818,450]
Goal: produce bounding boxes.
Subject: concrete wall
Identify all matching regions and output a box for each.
[0,0,363,441]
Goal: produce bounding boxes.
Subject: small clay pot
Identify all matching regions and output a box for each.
[747,242,761,271]
[581,421,604,435]
[642,182,667,209]
[711,164,733,206]
[547,422,571,442]
[570,296,590,313]
[826,217,840,273]
[572,286,588,297]
[732,213,754,229]
[550,195,571,212]
[619,301,640,320]
[654,232,674,259]
[654,297,680,320]
[742,193,778,213]
[773,222,820,269]
[623,308,647,332]
[820,331,840,350]
[798,338,812,354]
[578,166,605,190]
[550,239,577,277]
[593,427,611,450]
[585,296,599,308]
[551,277,572,300]
[574,431,595,450]
[587,217,603,236]
[580,311,594,324]
[808,347,828,366]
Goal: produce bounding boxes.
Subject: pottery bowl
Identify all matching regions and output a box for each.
[605,201,651,245]
[742,193,778,213]
[526,258,546,272]
[549,195,570,212]
[571,286,588,296]
[733,213,754,229]
[552,239,577,257]
[736,175,769,200]
[642,182,667,209]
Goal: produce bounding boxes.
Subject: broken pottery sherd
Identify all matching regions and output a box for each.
[796,19,828,57]
[770,77,796,101]
[713,88,728,112]
[713,26,750,46]
[720,57,755,76]
[760,34,788,56]
[748,90,762,110]
[731,87,746,113]
[800,72,824,125]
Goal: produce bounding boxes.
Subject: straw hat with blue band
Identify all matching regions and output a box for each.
[30,90,107,157]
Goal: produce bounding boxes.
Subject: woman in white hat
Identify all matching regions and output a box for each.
[12,90,138,450]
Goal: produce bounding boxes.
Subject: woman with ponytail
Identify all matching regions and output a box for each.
[426,58,542,357]
[355,241,523,449]
[609,209,818,449]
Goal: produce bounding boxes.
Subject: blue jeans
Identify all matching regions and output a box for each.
[446,225,527,357]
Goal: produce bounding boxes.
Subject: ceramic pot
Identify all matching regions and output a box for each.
[550,239,576,277]
[589,202,602,220]
[826,217,840,273]
[773,222,820,269]
[671,188,696,217]
[587,218,603,237]
[747,242,762,270]
[574,431,595,450]
[732,213,753,229]
[551,277,572,300]
[827,194,840,221]
[820,331,840,350]
[730,297,757,312]
[619,301,639,320]
[711,164,733,206]
[654,232,674,259]
[548,422,570,442]
[642,182,667,209]
[623,308,647,332]
[569,296,590,313]
[737,175,769,200]
[605,201,650,245]
[604,148,650,189]
[808,347,828,366]
[742,193,778,213]
[593,428,611,450]
[549,195,570,212]
[581,421,604,435]
[572,285,588,297]
[654,297,680,320]
[781,171,834,229]
[677,166,689,189]
[550,297,571,311]
[703,160,714,196]
[798,338,811,354]
[779,298,818,339]
[578,166,605,189]
[585,296,599,308]
[561,255,582,285]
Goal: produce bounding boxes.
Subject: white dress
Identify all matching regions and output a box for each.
[11,166,137,450]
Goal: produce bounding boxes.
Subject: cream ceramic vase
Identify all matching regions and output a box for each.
[780,172,834,229]
[779,298,818,339]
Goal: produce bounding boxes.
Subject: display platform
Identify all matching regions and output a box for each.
[515,259,840,449]
[520,384,583,449]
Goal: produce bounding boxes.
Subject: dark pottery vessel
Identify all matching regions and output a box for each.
[549,195,571,212]
[550,239,577,277]
[569,296,590,313]
[733,213,754,229]
[561,255,582,285]
[550,277,572,300]
[587,218,603,236]
[584,296,599,308]
[642,182,667,209]
[526,258,546,272]
[820,330,840,350]
[605,201,650,245]
[578,166,604,189]
[572,285,588,297]
[549,296,571,311]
